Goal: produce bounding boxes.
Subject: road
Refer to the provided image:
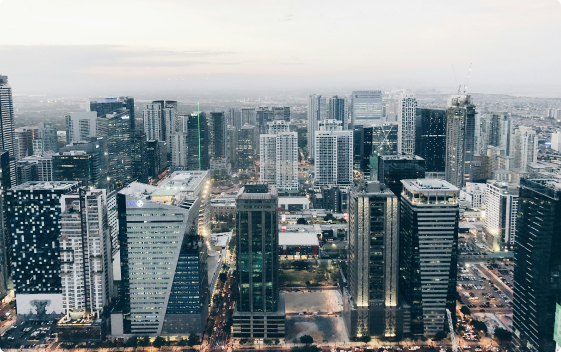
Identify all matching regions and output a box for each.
[207,275,236,352]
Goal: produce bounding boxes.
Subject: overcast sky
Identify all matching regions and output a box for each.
[1,0,560,97]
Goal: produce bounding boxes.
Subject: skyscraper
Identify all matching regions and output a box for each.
[210,112,227,159]
[152,100,178,155]
[7,181,81,319]
[241,108,257,126]
[397,94,417,155]
[415,109,446,173]
[237,124,256,171]
[346,181,401,338]
[90,96,135,129]
[511,126,538,172]
[329,96,348,129]
[117,171,210,337]
[0,75,16,187]
[96,108,133,190]
[233,184,285,338]
[308,95,327,159]
[143,103,163,141]
[354,124,398,180]
[260,121,298,191]
[399,179,459,337]
[478,112,511,156]
[0,150,11,298]
[444,94,476,188]
[60,188,112,314]
[314,120,353,188]
[66,112,98,144]
[483,180,518,251]
[378,155,425,198]
[186,112,210,171]
[513,179,561,352]
[351,90,383,128]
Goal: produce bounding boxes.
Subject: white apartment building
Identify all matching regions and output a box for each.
[65,111,98,144]
[307,95,327,159]
[484,180,519,249]
[59,188,111,315]
[143,103,163,141]
[511,126,538,172]
[397,93,417,155]
[314,120,353,188]
[260,121,298,191]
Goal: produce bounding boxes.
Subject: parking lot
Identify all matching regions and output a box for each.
[457,264,512,314]
[2,319,58,350]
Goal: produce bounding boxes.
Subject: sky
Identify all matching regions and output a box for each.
[0,0,561,97]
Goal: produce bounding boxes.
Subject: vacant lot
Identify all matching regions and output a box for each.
[284,290,342,314]
[280,269,336,287]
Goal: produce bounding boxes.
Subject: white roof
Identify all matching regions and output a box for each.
[279,232,319,246]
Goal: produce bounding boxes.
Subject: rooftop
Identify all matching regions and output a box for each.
[11,181,80,192]
[380,154,424,161]
[279,232,320,246]
[402,179,458,192]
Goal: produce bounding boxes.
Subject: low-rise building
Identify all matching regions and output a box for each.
[278,232,320,259]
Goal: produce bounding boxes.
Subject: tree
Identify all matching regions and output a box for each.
[187,333,200,346]
[460,305,471,316]
[293,260,308,270]
[264,339,274,345]
[434,331,447,341]
[359,330,371,343]
[153,337,166,348]
[300,335,314,344]
[125,337,138,348]
[324,213,334,221]
[471,320,488,335]
[494,327,512,341]
[138,336,150,347]
[219,272,228,282]
[297,217,307,224]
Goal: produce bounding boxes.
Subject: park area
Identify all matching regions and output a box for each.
[279,262,338,287]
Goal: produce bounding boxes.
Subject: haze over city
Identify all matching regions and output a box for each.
[1,0,561,96]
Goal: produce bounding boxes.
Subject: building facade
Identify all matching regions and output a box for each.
[0,75,16,187]
[351,90,383,128]
[415,109,446,173]
[314,120,353,188]
[308,95,327,159]
[484,180,518,251]
[511,126,538,172]
[397,94,417,155]
[7,181,81,320]
[512,179,561,352]
[233,184,285,338]
[378,155,425,198]
[399,179,459,337]
[444,94,476,188]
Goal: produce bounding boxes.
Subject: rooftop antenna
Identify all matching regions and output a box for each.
[464,63,472,94]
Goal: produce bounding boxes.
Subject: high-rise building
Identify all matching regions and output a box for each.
[478,112,511,156]
[145,140,167,180]
[226,125,238,168]
[329,96,348,129]
[378,155,425,198]
[308,95,327,159]
[345,182,402,338]
[260,121,298,191]
[237,124,256,171]
[210,112,227,159]
[54,140,108,189]
[185,112,210,171]
[399,179,459,337]
[143,104,163,142]
[7,181,81,319]
[445,94,476,188]
[256,107,275,134]
[0,75,16,187]
[90,97,135,129]
[16,155,53,184]
[314,120,353,188]
[551,131,561,152]
[96,108,133,190]
[351,91,383,128]
[354,124,398,180]
[233,184,285,338]
[60,188,112,314]
[66,112,98,144]
[152,100,178,157]
[513,179,561,352]
[415,109,446,173]
[511,126,538,172]
[241,108,257,126]
[397,94,417,155]
[0,150,11,297]
[14,127,34,160]
[116,171,211,337]
[483,180,518,251]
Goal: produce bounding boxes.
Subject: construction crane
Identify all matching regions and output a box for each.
[446,308,460,352]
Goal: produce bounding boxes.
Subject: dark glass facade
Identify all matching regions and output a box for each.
[237,125,256,171]
[377,155,425,198]
[186,113,210,171]
[90,96,135,130]
[415,109,446,172]
[513,179,561,352]
[236,184,279,313]
[354,125,398,179]
[210,112,226,159]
